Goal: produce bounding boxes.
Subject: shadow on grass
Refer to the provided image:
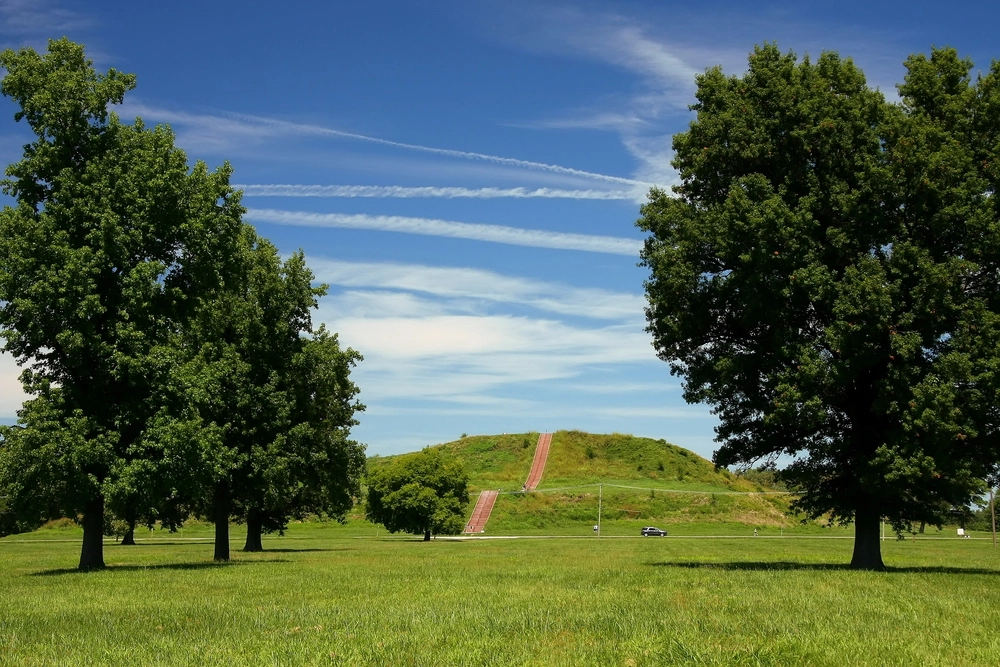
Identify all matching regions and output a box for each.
[248,548,355,553]
[648,561,1000,575]
[31,558,290,576]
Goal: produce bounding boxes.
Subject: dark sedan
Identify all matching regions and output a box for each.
[641,526,668,537]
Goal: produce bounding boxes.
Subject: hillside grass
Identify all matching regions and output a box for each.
[538,430,750,492]
[381,431,759,494]
[2,522,999,666]
[485,487,800,534]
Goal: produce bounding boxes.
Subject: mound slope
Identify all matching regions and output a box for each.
[370,431,793,534]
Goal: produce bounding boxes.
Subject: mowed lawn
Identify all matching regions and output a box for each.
[1,525,999,666]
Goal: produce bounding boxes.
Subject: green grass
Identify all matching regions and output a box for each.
[537,431,745,492]
[376,431,758,494]
[2,522,1000,666]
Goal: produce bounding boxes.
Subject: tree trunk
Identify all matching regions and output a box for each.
[243,509,263,552]
[851,504,885,571]
[423,529,431,541]
[79,495,106,570]
[918,521,925,534]
[213,480,230,561]
[120,516,136,546]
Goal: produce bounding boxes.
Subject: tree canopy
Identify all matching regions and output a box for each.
[0,38,244,569]
[638,44,1000,570]
[366,449,469,541]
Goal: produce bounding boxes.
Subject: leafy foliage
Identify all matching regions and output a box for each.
[0,38,243,567]
[638,44,1000,566]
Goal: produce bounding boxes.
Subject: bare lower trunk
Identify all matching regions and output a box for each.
[918,521,925,534]
[120,516,136,546]
[423,529,431,542]
[851,504,885,571]
[79,495,106,570]
[213,480,230,562]
[243,509,263,552]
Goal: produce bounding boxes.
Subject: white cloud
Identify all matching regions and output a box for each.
[315,288,653,403]
[332,315,648,362]
[236,184,636,201]
[249,209,643,256]
[308,259,646,321]
[560,22,700,95]
[0,350,27,417]
[309,260,655,405]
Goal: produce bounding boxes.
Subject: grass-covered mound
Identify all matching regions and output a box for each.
[371,431,797,533]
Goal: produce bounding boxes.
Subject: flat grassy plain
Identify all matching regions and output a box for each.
[2,523,999,666]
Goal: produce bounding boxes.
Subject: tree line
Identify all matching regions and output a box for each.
[0,39,367,569]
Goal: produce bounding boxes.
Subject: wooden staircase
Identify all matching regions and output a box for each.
[464,490,499,533]
[524,432,552,491]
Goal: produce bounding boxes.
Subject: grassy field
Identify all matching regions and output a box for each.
[2,522,999,666]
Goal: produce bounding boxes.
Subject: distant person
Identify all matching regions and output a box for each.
[753,528,758,537]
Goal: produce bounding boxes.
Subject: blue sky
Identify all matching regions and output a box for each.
[0,1,998,457]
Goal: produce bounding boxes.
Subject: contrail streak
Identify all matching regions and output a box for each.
[225,111,653,188]
[246,209,643,256]
[235,184,636,200]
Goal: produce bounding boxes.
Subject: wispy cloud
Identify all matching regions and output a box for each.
[237,184,636,201]
[503,7,702,131]
[308,258,646,320]
[559,22,700,97]
[248,209,643,256]
[0,0,91,36]
[308,258,655,406]
[320,311,652,401]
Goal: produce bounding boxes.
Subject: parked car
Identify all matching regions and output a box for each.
[641,526,668,537]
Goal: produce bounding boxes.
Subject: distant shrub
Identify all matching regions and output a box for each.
[740,467,788,491]
[585,445,595,460]
[657,461,665,471]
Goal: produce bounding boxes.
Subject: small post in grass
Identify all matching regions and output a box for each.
[991,488,996,549]
[598,484,602,539]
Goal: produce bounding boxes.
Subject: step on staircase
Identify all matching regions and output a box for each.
[464,490,499,534]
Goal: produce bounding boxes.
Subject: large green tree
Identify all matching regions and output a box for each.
[365,449,469,541]
[179,232,365,560]
[638,44,1000,570]
[238,327,366,553]
[0,39,243,569]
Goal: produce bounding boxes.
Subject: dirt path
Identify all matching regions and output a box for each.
[524,432,552,491]
[464,490,499,533]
